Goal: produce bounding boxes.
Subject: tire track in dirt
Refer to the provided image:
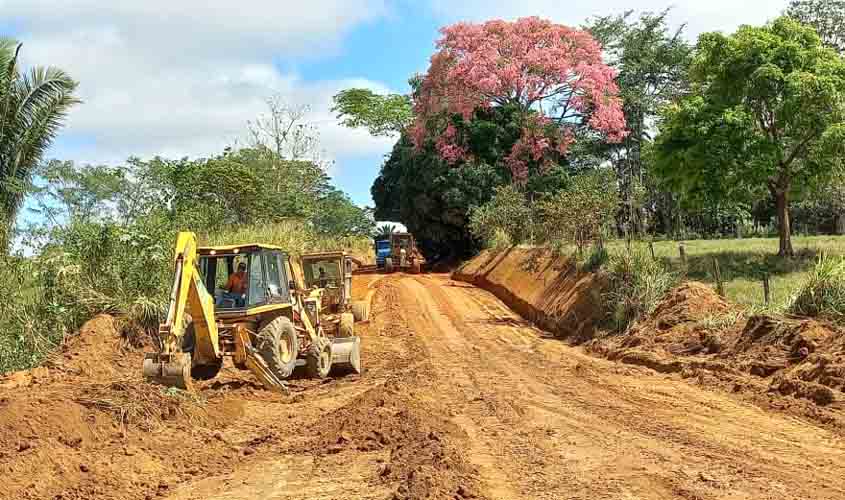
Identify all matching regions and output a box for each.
[400,274,845,500]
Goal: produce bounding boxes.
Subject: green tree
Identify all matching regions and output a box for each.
[33,160,128,225]
[311,188,374,237]
[537,169,620,251]
[468,184,534,247]
[0,39,80,249]
[787,0,845,53]
[375,223,397,238]
[654,17,845,256]
[332,88,414,137]
[585,10,692,235]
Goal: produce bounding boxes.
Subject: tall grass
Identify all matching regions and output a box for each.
[603,246,678,331]
[788,255,845,321]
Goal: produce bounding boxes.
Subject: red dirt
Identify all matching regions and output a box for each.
[453,247,604,342]
[454,247,845,432]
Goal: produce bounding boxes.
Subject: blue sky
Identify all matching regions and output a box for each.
[3,0,786,215]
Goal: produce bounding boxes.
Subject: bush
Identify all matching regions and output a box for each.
[603,246,677,331]
[537,169,618,250]
[468,185,534,247]
[788,255,845,320]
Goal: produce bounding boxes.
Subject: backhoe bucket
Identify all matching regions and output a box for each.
[143,352,192,390]
[331,336,361,374]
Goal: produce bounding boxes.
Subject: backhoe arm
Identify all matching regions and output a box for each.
[143,232,220,389]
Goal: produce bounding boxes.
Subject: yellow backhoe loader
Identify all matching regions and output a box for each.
[142,232,362,391]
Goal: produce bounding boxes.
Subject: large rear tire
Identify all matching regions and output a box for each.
[305,341,332,379]
[338,313,354,337]
[181,323,223,380]
[351,301,369,322]
[257,316,299,380]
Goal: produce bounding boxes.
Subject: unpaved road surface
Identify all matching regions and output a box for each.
[3,273,845,500]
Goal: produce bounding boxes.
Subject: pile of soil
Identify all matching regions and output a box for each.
[300,376,482,500]
[0,315,247,500]
[616,282,741,356]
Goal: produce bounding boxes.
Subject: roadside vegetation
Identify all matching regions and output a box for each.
[332,1,845,329]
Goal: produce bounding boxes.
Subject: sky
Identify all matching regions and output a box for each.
[2,0,788,214]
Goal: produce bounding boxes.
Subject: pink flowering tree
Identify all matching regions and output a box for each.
[412,17,627,184]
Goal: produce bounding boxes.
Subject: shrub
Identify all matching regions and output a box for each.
[788,255,845,320]
[603,246,677,331]
[536,169,618,251]
[468,185,534,247]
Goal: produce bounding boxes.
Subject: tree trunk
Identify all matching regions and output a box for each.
[836,213,845,235]
[773,188,794,257]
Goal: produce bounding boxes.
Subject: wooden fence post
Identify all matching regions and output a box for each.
[763,273,771,305]
[712,257,725,297]
[649,241,656,260]
[679,243,687,270]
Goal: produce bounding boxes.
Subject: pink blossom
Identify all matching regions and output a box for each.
[412,17,627,179]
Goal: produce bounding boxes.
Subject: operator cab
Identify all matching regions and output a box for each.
[197,245,295,312]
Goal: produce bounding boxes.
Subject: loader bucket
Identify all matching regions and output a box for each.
[331,336,361,374]
[143,352,192,390]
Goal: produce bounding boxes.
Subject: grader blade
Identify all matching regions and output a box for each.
[331,336,362,374]
[143,352,192,390]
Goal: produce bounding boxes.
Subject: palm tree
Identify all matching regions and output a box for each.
[376,223,397,239]
[0,38,80,249]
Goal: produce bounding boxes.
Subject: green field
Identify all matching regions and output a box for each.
[602,236,845,310]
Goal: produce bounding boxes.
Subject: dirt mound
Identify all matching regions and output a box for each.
[619,282,741,356]
[301,377,482,500]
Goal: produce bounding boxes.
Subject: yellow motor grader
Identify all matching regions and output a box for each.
[300,251,370,334]
[142,232,362,391]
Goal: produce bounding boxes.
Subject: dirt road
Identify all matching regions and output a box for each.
[4,273,845,500]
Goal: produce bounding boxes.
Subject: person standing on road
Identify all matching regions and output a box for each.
[400,246,407,268]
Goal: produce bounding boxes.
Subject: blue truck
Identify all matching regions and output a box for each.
[374,238,392,268]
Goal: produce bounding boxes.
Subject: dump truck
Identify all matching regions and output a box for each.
[142,232,362,391]
[377,232,423,274]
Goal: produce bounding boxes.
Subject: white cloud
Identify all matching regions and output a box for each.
[427,0,787,40]
[2,0,394,166]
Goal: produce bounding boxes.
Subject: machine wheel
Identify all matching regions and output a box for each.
[385,257,394,273]
[305,342,332,379]
[351,301,369,322]
[257,316,299,380]
[338,313,354,337]
[411,261,421,274]
[181,323,223,380]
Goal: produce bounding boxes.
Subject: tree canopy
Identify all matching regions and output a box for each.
[0,39,79,249]
[787,0,845,53]
[412,17,627,183]
[654,17,845,256]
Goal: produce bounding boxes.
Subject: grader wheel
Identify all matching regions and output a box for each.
[411,261,421,274]
[257,316,299,380]
[305,341,333,379]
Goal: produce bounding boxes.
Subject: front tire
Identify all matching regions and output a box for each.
[305,342,332,379]
[257,316,299,380]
